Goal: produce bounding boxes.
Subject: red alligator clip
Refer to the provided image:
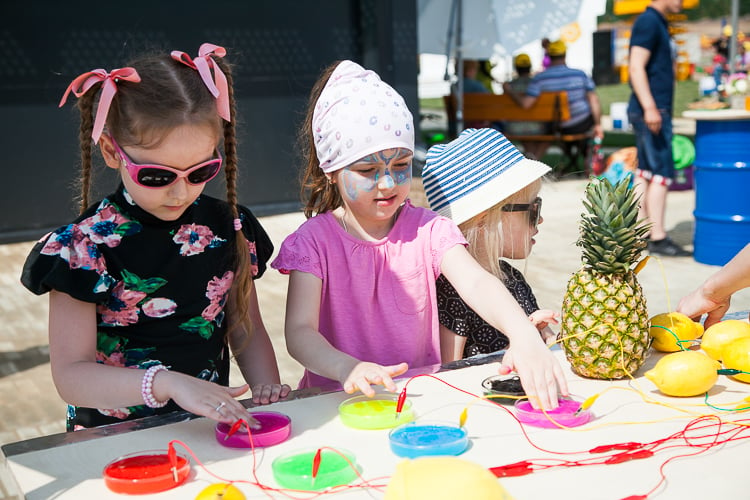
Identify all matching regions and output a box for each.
[489,461,533,477]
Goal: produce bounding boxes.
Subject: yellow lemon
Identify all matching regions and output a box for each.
[649,312,704,352]
[701,320,750,360]
[644,351,719,396]
[721,336,750,383]
[195,483,245,500]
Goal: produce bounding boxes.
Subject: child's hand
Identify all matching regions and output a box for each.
[498,337,568,411]
[529,309,559,331]
[159,371,256,426]
[342,361,409,397]
[251,383,292,405]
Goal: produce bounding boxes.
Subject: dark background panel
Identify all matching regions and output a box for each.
[0,0,418,243]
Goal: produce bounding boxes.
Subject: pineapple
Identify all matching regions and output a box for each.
[561,177,652,379]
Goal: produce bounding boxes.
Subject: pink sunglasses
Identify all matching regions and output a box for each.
[110,137,222,189]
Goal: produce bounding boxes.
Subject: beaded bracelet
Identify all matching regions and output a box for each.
[141,364,169,408]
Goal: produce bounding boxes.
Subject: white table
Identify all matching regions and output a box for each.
[3,348,750,500]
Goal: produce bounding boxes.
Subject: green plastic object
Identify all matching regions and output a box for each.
[272,448,358,491]
[672,134,695,170]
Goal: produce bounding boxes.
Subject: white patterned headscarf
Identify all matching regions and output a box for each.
[312,60,414,173]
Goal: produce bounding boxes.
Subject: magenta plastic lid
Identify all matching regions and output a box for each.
[215,411,292,448]
[514,399,591,428]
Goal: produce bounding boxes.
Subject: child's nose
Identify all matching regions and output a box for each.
[378,172,395,189]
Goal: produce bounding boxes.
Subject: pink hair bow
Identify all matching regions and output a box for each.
[59,67,141,144]
[171,43,231,122]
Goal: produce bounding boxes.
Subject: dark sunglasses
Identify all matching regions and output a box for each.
[110,137,222,189]
[501,197,542,226]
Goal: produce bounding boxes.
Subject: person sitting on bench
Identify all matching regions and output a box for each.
[502,40,603,161]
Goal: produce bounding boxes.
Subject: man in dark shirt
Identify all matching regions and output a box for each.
[628,0,690,257]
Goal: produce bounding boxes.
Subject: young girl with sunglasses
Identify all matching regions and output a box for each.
[21,43,290,431]
[423,127,559,361]
[271,61,567,410]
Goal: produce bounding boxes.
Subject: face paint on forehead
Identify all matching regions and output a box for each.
[354,148,412,165]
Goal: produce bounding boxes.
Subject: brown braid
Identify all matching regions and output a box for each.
[299,62,343,218]
[214,55,254,345]
[75,87,99,213]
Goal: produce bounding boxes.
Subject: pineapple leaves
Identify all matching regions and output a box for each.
[577,178,650,273]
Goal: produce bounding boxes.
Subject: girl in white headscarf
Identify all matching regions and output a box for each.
[272,61,567,410]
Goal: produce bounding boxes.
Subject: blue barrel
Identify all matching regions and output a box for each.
[693,118,750,266]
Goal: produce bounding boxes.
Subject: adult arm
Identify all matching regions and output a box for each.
[629,45,662,134]
[228,283,291,405]
[677,244,750,328]
[502,82,538,109]
[283,270,407,396]
[440,245,568,410]
[587,90,604,139]
[48,291,250,424]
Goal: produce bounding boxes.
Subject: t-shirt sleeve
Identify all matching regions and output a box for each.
[238,206,273,279]
[270,224,324,280]
[629,15,657,51]
[429,215,468,277]
[20,226,113,303]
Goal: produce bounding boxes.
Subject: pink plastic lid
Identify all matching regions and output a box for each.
[215,411,292,448]
[514,399,591,428]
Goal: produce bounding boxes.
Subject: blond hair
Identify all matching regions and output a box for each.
[459,178,542,281]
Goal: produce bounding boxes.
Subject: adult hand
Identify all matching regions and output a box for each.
[341,361,409,397]
[251,383,292,405]
[644,107,662,134]
[676,289,730,329]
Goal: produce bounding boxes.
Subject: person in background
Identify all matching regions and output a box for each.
[627,0,690,257]
[424,128,558,358]
[501,53,549,148]
[21,43,290,431]
[677,244,750,329]
[541,38,552,70]
[461,59,491,94]
[502,40,603,160]
[477,59,497,93]
[272,60,568,410]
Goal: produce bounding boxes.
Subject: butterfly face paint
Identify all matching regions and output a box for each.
[339,148,412,200]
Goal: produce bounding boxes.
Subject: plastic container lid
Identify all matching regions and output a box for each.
[389,421,469,458]
[271,448,358,491]
[103,450,190,494]
[215,411,292,448]
[514,399,591,428]
[338,394,415,430]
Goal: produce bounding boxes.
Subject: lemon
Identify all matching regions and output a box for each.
[195,483,245,500]
[649,312,704,352]
[721,336,750,383]
[644,351,719,396]
[701,320,750,360]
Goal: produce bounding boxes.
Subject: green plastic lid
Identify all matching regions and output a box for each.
[672,134,695,170]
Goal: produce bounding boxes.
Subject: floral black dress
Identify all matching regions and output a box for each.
[436,261,540,358]
[21,186,273,431]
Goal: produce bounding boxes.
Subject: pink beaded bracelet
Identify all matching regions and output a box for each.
[141,364,169,408]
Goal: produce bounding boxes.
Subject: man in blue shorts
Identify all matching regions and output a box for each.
[628,0,690,257]
[502,40,603,161]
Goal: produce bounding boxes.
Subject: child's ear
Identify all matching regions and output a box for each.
[98,134,121,171]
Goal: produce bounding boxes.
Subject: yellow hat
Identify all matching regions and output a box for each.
[384,457,514,500]
[548,40,566,57]
[514,53,531,68]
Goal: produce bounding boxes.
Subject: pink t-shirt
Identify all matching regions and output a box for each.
[271,200,467,391]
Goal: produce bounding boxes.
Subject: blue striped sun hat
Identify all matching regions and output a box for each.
[422,128,551,225]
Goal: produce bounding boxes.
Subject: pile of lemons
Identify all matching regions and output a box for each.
[645,313,750,397]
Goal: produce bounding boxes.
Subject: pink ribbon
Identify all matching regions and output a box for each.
[59,67,141,144]
[171,43,231,122]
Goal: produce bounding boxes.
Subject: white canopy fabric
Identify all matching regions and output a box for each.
[418,0,584,59]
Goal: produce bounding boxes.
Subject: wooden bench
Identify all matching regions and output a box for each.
[443,91,593,170]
